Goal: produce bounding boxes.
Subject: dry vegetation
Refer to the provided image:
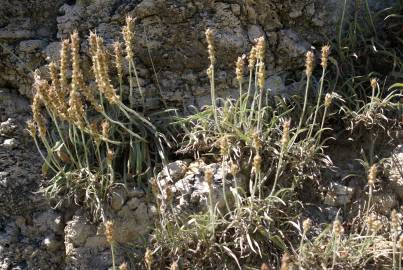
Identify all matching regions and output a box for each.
[28,1,402,269]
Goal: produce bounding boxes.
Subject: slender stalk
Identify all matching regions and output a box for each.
[80,130,90,170]
[364,0,377,39]
[71,125,83,168]
[238,83,243,123]
[210,67,220,133]
[270,146,285,196]
[338,0,348,58]
[366,185,373,218]
[331,235,340,270]
[298,75,311,132]
[248,63,259,124]
[309,67,326,138]
[299,231,306,261]
[221,160,231,213]
[257,86,264,133]
[128,60,134,108]
[392,230,397,269]
[33,136,58,173]
[246,69,253,105]
[50,113,79,167]
[316,105,328,144]
[110,243,116,270]
[129,59,145,109]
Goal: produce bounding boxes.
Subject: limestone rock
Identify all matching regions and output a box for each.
[372,191,397,215]
[388,145,403,200]
[165,160,189,181]
[324,182,354,206]
[157,160,246,215]
[2,138,17,149]
[65,215,96,247]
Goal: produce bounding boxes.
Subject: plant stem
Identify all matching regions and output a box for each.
[309,67,326,138]
[298,75,311,133]
[110,243,116,270]
[316,106,329,144]
[270,143,286,196]
[338,0,348,60]
[331,235,339,270]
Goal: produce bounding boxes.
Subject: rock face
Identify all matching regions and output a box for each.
[157,159,247,216]
[1,0,357,105]
[388,145,403,200]
[0,89,65,269]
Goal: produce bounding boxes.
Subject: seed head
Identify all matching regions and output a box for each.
[70,31,80,87]
[370,78,377,92]
[205,167,214,188]
[49,62,61,95]
[399,235,403,250]
[33,72,54,111]
[114,42,124,82]
[321,45,331,69]
[367,213,381,233]
[104,220,114,244]
[252,131,262,151]
[101,120,110,139]
[150,177,159,197]
[26,120,36,138]
[235,56,245,84]
[280,252,291,270]
[48,62,68,118]
[255,36,266,62]
[230,162,240,176]
[248,46,257,71]
[60,39,70,90]
[257,62,266,90]
[219,136,230,156]
[305,51,314,77]
[71,31,102,112]
[332,219,343,236]
[94,36,120,104]
[170,261,179,270]
[144,248,153,268]
[207,64,213,79]
[391,209,399,232]
[324,93,333,108]
[107,149,114,163]
[281,119,291,147]
[303,218,312,234]
[253,153,262,173]
[205,28,215,65]
[89,31,98,57]
[67,83,85,128]
[119,262,128,270]
[368,164,377,187]
[123,16,135,60]
[31,92,46,139]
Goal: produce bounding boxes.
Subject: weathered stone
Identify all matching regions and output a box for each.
[0,118,17,135]
[157,161,246,216]
[65,214,96,246]
[372,191,397,215]
[43,236,62,252]
[388,145,403,200]
[2,138,17,149]
[110,187,126,211]
[164,160,189,181]
[324,182,354,206]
